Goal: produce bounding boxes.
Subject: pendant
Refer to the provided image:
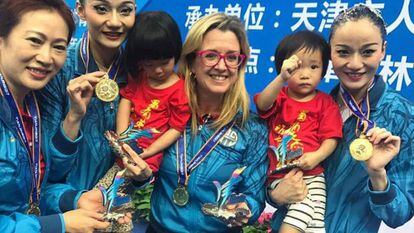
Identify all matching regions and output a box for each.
[26,203,41,216]
[173,186,189,206]
[95,75,119,102]
[349,134,373,161]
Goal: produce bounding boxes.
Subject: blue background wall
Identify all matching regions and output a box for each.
[66,0,414,104]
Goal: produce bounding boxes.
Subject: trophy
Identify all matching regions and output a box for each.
[104,121,159,165]
[101,121,159,221]
[269,134,303,175]
[202,167,251,226]
[99,169,135,221]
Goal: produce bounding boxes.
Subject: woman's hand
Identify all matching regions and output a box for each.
[224,201,252,227]
[122,144,153,182]
[77,189,105,212]
[63,209,109,233]
[268,169,307,205]
[365,127,401,173]
[66,71,106,120]
[364,127,401,190]
[77,189,132,224]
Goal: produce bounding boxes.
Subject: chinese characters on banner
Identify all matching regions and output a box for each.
[66,0,414,104]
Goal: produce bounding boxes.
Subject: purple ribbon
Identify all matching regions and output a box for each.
[340,76,378,133]
[176,121,235,187]
[0,73,41,205]
[79,32,122,80]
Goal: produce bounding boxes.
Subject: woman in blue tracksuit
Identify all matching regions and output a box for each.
[268,4,414,233]
[37,0,152,210]
[147,13,269,233]
[0,0,111,232]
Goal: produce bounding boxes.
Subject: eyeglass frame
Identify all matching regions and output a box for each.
[195,50,247,69]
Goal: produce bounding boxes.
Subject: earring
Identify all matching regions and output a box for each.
[190,72,196,79]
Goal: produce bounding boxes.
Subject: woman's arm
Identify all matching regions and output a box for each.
[366,98,414,228]
[63,71,105,140]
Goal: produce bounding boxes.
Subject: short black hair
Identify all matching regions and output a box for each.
[274,30,330,77]
[125,11,182,76]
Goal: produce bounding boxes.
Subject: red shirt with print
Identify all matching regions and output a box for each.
[120,73,190,173]
[255,87,342,182]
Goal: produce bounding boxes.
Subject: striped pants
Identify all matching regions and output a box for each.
[270,174,326,233]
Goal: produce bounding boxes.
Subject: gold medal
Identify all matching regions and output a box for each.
[26,203,41,216]
[173,186,189,206]
[349,134,373,161]
[95,74,119,102]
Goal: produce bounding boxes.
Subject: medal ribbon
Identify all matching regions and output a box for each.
[176,121,235,187]
[79,32,122,80]
[339,76,378,135]
[0,73,41,206]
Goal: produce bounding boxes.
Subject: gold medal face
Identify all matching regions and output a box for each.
[173,186,189,206]
[349,137,373,161]
[95,78,119,102]
[26,203,41,216]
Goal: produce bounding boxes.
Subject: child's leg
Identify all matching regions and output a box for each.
[280,195,315,233]
[303,174,326,233]
[269,179,315,233]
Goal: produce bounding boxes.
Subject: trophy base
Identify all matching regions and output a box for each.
[103,201,135,222]
[202,203,249,226]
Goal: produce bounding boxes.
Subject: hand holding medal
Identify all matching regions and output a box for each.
[67,71,105,118]
[79,32,121,104]
[349,121,374,161]
[364,127,401,172]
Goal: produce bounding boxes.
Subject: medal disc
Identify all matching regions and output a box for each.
[173,186,189,206]
[95,78,119,102]
[26,203,41,216]
[349,136,373,161]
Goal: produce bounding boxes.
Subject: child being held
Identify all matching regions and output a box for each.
[116,11,190,173]
[255,30,343,233]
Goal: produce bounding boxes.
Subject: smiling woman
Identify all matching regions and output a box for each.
[268,4,414,233]
[0,0,117,232]
[38,0,149,192]
[147,13,269,233]
[37,0,153,222]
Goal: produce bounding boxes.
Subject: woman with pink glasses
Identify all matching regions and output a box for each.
[146,13,268,233]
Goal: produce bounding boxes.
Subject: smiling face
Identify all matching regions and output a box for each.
[77,0,135,51]
[330,18,385,100]
[287,48,323,101]
[0,9,69,95]
[191,29,241,100]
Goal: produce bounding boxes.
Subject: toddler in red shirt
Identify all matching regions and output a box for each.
[255,30,342,233]
[117,11,190,173]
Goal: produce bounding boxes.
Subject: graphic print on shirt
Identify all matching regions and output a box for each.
[272,110,308,166]
[133,99,160,129]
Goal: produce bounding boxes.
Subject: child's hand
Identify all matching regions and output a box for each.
[138,148,155,159]
[280,55,301,81]
[298,152,319,170]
